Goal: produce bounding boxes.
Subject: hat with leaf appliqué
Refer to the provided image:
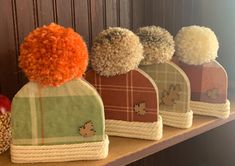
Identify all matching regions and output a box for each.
[11,23,109,163]
[85,27,163,140]
[136,26,193,129]
[174,25,230,118]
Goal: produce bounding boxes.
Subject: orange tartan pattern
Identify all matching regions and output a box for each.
[85,69,159,122]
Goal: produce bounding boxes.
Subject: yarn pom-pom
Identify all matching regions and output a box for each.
[0,112,11,154]
[91,27,143,77]
[0,95,11,154]
[175,25,219,65]
[136,26,175,65]
[19,23,88,86]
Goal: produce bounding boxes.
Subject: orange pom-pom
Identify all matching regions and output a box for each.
[19,23,88,86]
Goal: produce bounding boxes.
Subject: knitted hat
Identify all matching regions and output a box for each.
[11,23,108,163]
[85,27,162,140]
[137,26,193,129]
[0,95,11,154]
[174,25,230,118]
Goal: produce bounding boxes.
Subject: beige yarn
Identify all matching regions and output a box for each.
[191,100,230,118]
[0,112,11,154]
[160,110,193,129]
[91,27,143,77]
[175,25,219,65]
[11,135,109,163]
[136,26,175,65]
[105,116,162,140]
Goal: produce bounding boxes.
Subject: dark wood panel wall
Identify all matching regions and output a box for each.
[0,0,195,99]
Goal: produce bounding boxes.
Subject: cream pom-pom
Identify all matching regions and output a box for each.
[136,26,175,65]
[175,25,219,65]
[91,27,143,77]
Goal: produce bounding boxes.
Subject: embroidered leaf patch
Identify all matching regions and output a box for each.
[134,102,146,115]
[207,88,219,99]
[79,121,96,137]
[161,84,181,106]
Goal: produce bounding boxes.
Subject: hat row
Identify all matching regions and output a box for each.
[9,23,229,163]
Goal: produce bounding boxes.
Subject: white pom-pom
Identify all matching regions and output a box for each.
[175,25,219,65]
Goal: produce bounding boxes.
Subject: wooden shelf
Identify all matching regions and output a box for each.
[1,102,235,166]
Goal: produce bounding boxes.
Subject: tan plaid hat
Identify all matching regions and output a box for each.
[136,26,193,129]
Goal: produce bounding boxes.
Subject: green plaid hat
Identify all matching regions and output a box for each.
[11,78,109,163]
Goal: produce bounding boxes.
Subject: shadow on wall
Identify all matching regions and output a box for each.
[193,0,235,97]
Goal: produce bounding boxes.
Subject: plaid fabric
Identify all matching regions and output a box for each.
[140,62,190,113]
[11,79,105,145]
[173,58,228,104]
[85,69,158,122]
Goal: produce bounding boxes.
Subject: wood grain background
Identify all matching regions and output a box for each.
[0,0,196,99]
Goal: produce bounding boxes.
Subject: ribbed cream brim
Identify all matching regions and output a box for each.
[11,135,109,163]
[160,110,193,129]
[191,100,230,118]
[105,116,163,140]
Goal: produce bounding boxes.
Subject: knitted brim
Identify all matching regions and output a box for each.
[105,116,162,140]
[160,110,193,129]
[11,135,109,163]
[191,100,230,118]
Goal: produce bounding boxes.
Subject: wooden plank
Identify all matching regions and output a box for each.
[105,0,118,27]
[192,0,202,24]
[106,113,235,165]
[74,0,90,46]
[165,0,175,35]
[56,0,73,27]
[155,0,165,28]
[15,0,36,87]
[183,0,193,26]
[1,101,235,165]
[128,120,235,165]
[119,0,132,29]
[132,0,145,30]
[15,0,36,43]
[90,0,104,42]
[174,0,184,34]
[151,0,158,26]
[144,0,154,26]
[36,0,55,26]
[0,0,19,99]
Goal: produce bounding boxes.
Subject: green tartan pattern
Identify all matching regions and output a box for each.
[140,62,190,113]
[11,79,105,145]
